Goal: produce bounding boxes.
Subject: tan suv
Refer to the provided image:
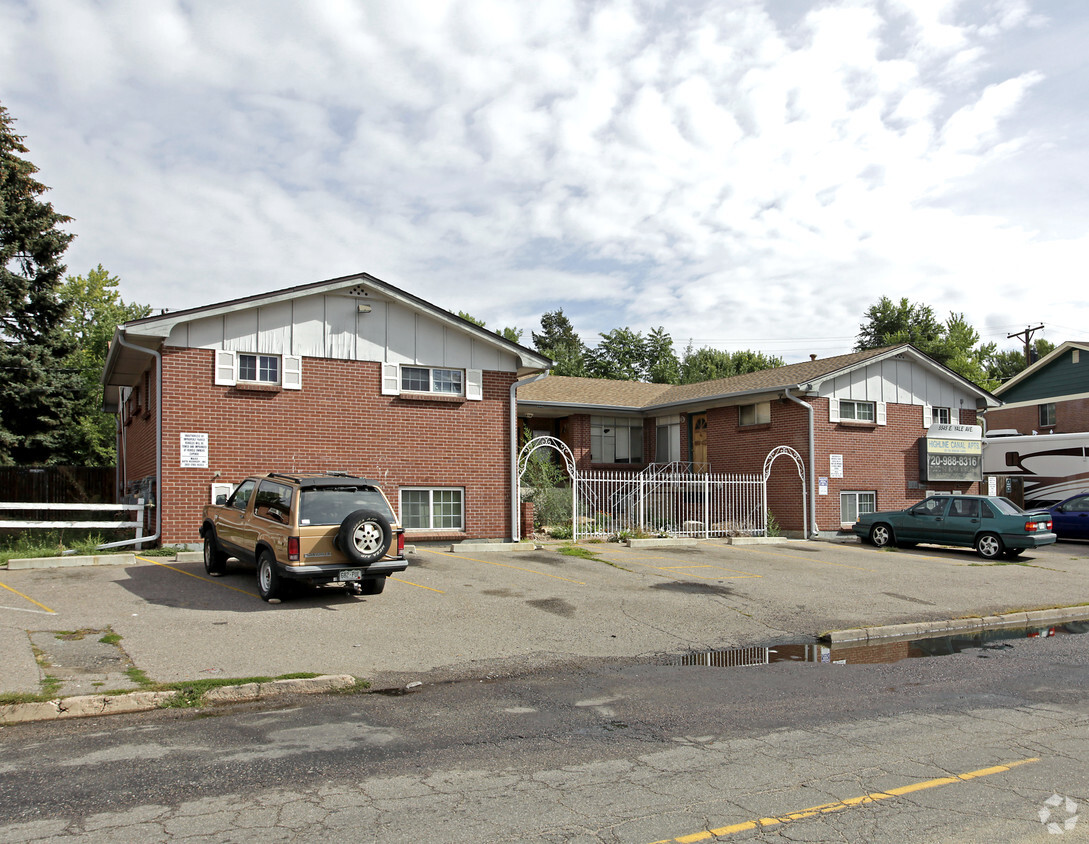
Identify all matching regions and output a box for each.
[199,472,407,601]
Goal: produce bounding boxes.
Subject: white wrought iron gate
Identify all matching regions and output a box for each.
[517,437,806,542]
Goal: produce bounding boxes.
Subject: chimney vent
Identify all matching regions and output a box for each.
[810,354,817,361]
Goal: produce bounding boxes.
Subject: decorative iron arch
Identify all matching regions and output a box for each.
[517,436,578,541]
[762,445,809,539]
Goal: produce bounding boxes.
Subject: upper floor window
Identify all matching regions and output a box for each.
[401,366,464,395]
[214,350,302,390]
[239,353,280,384]
[839,400,875,422]
[739,402,771,426]
[1039,403,1056,427]
[591,416,643,464]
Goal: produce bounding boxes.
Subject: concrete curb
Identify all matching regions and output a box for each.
[826,606,1089,644]
[7,553,139,570]
[446,542,539,554]
[0,674,358,725]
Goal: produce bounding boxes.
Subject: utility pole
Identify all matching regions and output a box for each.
[1008,325,1045,364]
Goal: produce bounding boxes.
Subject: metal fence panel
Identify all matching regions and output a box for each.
[575,469,766,538]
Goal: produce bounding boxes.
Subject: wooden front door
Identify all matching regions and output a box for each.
[692,414,709,473]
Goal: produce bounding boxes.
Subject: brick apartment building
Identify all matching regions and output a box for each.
[101,272,551,545]
[516,346,999,536]
[983,341,1089,435]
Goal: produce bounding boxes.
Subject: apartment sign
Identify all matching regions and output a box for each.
[920,423,982,482]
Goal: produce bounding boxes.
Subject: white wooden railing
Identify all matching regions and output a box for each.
[0,500,147,549]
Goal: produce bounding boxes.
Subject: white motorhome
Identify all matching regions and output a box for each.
[982,431,1089,505]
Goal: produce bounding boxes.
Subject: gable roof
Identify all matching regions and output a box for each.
[991,340,1089,398]
[518,345,999,413]
[102,271,552,400]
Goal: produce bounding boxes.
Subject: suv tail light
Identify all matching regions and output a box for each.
[288,536,300,562]
[396,530,405,555]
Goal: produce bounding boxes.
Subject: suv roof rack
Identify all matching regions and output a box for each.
[264,472,379,488]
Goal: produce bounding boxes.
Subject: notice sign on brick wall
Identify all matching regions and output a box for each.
[180,432,209,468]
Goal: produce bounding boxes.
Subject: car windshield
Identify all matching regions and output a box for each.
[989,497,1027,516]
[299,487,396,525]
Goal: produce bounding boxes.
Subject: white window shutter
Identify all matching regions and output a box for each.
[951,407,959,424]
[466,369,483,401]
[381,363,400,396]
[877,402,887,425]
[828,398,840,423]
[214,350,236,386]
[282,355,302,390]
[923,404,932,428]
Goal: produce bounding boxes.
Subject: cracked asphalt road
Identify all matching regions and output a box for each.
[1,632,1087,842]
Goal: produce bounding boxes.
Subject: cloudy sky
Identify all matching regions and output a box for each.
[2,0,1086,363]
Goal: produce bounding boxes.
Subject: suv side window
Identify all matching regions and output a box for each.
[227,480,256,511]
[254,480,294,524]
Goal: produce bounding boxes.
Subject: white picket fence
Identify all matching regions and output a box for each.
[574,469,766,539]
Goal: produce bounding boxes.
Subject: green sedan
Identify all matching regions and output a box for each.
[853,494,1056,559]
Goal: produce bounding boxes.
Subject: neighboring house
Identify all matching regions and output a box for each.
[983,341,1089,435]
[101,272,551,546]
[516,345,999,536]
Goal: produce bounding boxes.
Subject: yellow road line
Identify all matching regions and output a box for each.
[649,757,1039,843]
[390,577,444,593]
[138,557,260,598]
[426,550,586,585]
[0,580,55,614]
[656,565,761,580]
[733,545,876,572]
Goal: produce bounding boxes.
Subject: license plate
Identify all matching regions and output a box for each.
[337,570,362,582]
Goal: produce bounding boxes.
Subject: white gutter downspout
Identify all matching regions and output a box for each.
[783,387,819,538]
[510,371,549,541]
[99,334,162,549]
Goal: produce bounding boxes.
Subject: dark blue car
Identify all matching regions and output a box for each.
[1047,492,1089,539]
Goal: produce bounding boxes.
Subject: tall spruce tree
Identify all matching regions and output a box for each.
[0,103,79,464]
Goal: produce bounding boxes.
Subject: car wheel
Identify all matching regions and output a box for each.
[338,509,392,565]
[355,577,386,596]
[869,524,893,548]
[257,551,281,601]
[975,532,1004,560]
[203,534,227,576]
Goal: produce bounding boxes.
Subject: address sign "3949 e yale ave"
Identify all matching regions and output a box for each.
[919,423,983,483]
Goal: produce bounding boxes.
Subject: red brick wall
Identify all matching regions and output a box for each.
[813,401,979,530]
[986,397,1089,435]
[143,347,517,544]
[517,400,983,536]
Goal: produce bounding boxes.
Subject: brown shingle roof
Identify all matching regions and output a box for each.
[518,346,900,410]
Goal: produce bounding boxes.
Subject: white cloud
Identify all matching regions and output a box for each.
[2,0,1084,363]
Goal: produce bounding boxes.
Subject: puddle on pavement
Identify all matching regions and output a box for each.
[676,621,1089,667]
[28,628,142,697]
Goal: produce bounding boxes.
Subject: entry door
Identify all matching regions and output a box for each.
[692,414,709,473]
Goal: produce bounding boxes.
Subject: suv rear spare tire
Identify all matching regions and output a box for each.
[338,509,393,565]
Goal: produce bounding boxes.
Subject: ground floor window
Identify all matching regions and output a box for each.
[1039,403,1056,427]
[841,491,876,525]
[591,416,643,463]
[655,416,681,463]
[931,406,950,424]
[739,401,770,426]
[401,488,464,530]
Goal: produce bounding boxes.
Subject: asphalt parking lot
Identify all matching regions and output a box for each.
[2,538,1087,696]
